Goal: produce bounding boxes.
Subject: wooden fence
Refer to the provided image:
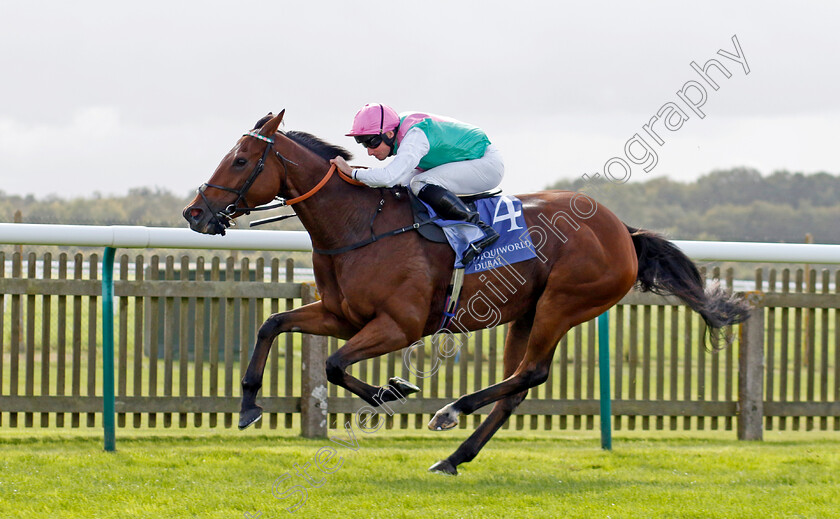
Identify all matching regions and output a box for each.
[1,250,838,438]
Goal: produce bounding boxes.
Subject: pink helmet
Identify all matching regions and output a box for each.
[346,103,400,136]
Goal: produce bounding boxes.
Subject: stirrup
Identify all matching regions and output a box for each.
[462,244,482,265]
[461,230,499,265]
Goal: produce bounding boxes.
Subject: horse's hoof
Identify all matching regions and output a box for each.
[427,403,459,431]
[388,376,420,397]
[428,460,458,475]
[238,405,263,430]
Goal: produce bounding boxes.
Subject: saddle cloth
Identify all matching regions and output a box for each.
[412,192,538,273]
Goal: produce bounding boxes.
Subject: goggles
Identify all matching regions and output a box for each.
[355,134,384,149]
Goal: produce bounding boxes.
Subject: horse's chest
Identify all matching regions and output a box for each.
[317,257,433,325]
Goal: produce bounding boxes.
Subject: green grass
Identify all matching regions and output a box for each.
[1,428,839,519]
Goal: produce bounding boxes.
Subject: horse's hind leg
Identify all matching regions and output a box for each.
[429,391,528,475]
[239,301,356,429]
[428,299,578,430]
[429,316,531,475]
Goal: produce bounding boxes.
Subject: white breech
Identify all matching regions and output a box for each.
[409,144,504,196]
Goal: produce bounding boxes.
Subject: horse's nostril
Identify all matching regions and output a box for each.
[183,206,204,225]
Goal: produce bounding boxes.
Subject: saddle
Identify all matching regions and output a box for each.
[404,186,502,243]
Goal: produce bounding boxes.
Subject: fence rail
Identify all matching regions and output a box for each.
[2,248,838,438]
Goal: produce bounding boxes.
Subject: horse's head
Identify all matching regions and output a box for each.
[183,111,287,235]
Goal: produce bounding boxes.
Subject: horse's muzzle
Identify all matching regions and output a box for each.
[182,205,228,235]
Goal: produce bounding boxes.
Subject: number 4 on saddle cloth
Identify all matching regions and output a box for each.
[410,190,538,273]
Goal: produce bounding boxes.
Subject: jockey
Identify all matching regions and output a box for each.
[330,103,504,264]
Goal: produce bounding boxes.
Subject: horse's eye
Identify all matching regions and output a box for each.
[234,157,248,167]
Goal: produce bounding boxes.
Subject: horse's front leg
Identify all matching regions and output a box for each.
[239,301,356,429]
[325,313,422,407]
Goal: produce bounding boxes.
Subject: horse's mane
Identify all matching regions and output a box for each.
[285,131,353,162]
[252,114,353,162]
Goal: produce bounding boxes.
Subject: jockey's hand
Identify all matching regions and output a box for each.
[330,156,352,176]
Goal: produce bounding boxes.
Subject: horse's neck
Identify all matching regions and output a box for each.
[289,163,382,251]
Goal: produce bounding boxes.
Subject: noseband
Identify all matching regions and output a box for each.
[197,130,292,235]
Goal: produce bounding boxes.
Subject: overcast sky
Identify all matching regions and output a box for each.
[1,1,838,200]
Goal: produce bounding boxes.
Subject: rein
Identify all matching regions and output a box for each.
[284,164,366,205]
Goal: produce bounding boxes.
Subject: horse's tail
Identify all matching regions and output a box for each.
[626,225,751,332]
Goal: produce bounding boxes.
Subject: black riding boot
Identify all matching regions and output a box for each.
[418,184,499,265]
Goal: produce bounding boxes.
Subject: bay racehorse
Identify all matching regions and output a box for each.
[183,111,750,475]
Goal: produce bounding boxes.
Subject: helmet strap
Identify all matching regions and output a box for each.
[383,124,399,156]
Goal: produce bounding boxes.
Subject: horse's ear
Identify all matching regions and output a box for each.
[260,109,285,136]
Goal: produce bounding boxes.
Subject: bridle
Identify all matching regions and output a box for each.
[196,130,364,235]
[196,130,289,234]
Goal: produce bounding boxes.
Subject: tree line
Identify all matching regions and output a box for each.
[0,187,304,232]
[2,167,839,244]
[548,168,840,244]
